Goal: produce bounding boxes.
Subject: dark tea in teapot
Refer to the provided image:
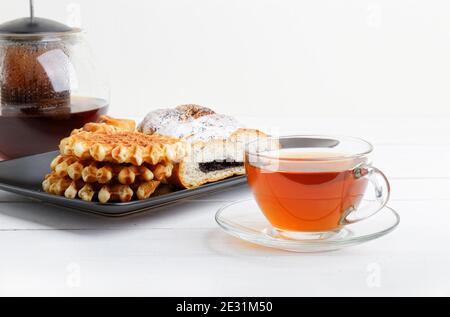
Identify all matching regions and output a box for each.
[0,96,108,159]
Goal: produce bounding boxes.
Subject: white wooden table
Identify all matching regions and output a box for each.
[0,116,449,296]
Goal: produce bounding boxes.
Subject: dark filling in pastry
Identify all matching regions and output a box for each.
[198,161,244,173]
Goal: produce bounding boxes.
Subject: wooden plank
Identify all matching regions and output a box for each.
[0,200,447,296]
[0,200,226,231]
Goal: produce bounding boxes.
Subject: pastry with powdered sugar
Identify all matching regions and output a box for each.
[138,105,275,188]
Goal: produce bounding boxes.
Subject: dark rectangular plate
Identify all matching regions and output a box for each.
[0,151,247,217]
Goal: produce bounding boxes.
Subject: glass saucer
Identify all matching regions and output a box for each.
[215,199,400,252]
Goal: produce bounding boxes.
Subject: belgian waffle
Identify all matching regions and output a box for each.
[42,173,161,203]
[70,116,136,135]
[50,155,173,184]
[59,130,188,165]
[96,115,136,131]
[43,115,188,203]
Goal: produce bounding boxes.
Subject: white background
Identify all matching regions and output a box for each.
[2,0,449,118]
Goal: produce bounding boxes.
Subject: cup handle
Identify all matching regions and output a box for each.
[340,165,391,225]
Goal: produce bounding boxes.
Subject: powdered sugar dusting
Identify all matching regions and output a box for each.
[139,107,244,142]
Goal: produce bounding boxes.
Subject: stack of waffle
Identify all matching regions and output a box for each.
[42,116,188,203]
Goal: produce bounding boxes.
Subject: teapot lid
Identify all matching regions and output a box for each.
[0,17,74,35]
[0,0,76,36]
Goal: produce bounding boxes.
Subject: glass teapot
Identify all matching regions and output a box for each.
[0,1,109,159]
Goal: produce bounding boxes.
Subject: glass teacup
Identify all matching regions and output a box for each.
[245,135,390,239]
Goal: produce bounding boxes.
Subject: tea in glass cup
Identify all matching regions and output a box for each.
[245,136,390,239]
